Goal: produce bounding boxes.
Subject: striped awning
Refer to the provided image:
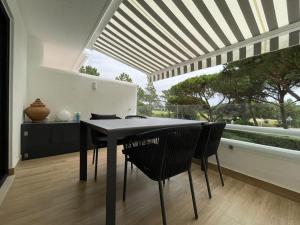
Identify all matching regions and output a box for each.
[92,0,300,82]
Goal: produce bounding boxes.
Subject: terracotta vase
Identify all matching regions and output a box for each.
[25,98,50,122]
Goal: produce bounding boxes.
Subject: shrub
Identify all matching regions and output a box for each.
[223,130,300,151]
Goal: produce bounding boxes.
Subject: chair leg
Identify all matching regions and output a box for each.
[215,153,224,186]
[188,168,198,219]
[92,147,95,165]
[123,156,128,202]
[158,180,167,225]
[131,162,133,170]
[94,148,99,181]
[205,158,209,169]
[202,157,212,199]
[201,160,204,171]
[201,158,208,171]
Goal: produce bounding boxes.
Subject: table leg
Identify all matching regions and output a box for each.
[80,122,88,180]
[106,134,117,225]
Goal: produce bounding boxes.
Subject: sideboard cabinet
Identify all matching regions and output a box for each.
[21,122,93,160]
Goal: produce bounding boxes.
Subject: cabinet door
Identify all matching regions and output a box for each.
[51,123,80,153]
[21,125,51,159]
[21,123,91,160]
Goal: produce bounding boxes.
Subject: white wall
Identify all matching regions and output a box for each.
[209,139,300,193]
[5,0,28,168]
[26,68,137,120]
[26,36,137,121]
[3,1,137,171]
[3,5,137,170]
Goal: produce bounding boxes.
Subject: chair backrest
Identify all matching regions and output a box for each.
[124,125,202,180]
[163,126,203,179]
[194,124,211,159]
[90,113,121,120]
[90,114,121,144]
[125,115,147,119]
[195,122,226,159]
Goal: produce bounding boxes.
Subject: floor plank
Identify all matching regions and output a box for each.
[0,147,299,225]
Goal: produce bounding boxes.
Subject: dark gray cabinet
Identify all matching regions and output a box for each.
[21,122,92,160]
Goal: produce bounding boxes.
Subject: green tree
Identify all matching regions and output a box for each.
[115,73,133,83]
[284,99,300,127]
[253,103,277,120]
[257,46,300,128]
[144,81,160,108]
[166,74,225,121]
[136,82,159,116]
[218,59,266,126]
[137,86,145,103]
[79,65,100,76]
[220,45,300,128]
[137,86,147,111]
[161,90,176,118]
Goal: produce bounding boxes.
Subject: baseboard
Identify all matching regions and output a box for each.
[8,168,14,175]
[0,175,15,206]
[8,156,20,176]
[192,159,300,203]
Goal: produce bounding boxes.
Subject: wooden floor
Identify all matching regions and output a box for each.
[1,147,299,225]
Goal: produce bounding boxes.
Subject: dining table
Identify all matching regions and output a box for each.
[80,117,203,225]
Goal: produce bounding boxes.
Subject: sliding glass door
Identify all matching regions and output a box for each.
[0,1,9,186]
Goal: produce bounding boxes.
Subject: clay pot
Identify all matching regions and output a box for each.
[25,98,50,122]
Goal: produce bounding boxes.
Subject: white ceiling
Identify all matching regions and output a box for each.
[17,0,111,70]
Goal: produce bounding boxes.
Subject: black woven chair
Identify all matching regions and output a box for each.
[125,115,147,169]
[122,125,202,225]
[125,115,147,119]
[90,114,121,181]
[194,122,226,198]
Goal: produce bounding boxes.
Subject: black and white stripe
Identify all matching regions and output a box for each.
[91,0,300,81]
[151,29,300,82]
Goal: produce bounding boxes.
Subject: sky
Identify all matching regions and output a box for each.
[83,49,299,104]
[83,49,223,96]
